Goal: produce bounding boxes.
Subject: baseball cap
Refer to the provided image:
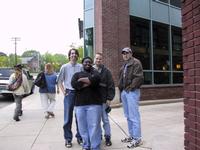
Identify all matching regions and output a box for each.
[121,47,132,53]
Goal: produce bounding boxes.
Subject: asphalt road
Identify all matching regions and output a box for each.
[0,95,14,109]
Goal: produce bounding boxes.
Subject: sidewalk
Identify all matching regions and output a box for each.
[0,90,184,150]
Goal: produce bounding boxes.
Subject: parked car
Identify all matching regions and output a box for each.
[0,68,35,98]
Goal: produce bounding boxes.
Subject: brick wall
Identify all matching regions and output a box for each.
[182,0,200,149]
[95,0,130,83]
[141,86,183,100]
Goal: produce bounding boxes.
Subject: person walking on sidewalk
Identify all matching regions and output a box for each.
[118,47,144,148]
[39,63,59,119]
[8,64,30,122]
[57,48,82,148]
[71,56,102,150]
[93,53,115,146]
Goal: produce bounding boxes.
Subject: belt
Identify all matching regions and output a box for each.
[65,89,75,92]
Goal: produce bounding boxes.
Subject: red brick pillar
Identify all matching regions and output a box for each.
[94,0,130,83]
[182,0,200,149]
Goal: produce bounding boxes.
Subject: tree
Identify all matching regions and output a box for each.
[8,54,21,67]
[77,46,84,63]
[0,56,9,67]
[22,50,38,57]
[52,54,67,72]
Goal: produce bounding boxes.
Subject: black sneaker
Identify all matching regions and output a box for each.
[65,140,72,148]
[77,138,83,145]
[105,137,112,146]
[48,111,55,118]
[127,138,142,148]
[121,137,133,143]
[13,116,20,122]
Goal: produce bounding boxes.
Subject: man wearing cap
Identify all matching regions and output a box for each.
[118,47,144,148]
[8,64,30,121]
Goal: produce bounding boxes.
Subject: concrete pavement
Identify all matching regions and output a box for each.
[0,89,184,150]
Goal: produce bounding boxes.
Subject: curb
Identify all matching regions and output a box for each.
[111,98,183,108]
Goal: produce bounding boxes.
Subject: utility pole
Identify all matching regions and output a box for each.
[11,37,21,65]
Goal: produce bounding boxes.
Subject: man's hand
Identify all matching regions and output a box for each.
[106,100,111,106]
[78,77,91,85]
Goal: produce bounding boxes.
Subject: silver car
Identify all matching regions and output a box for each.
[0,68,35,98]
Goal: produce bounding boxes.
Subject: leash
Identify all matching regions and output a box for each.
[108,114,129,137]
[108,114,152,150]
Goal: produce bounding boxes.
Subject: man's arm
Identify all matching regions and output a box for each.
[106,69,115,101]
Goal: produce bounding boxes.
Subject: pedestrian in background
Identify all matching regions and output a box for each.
[57,49,82,148]
[93,53,115,146]
[39,63,59,119]
[71,56,102,150]
[118,47,144,148]
[8,64,30,122]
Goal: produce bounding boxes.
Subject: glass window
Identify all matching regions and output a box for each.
[84,0,94,10]
[153,22,170,71]
[144,72,152,84]
[170,0,181,8]
[130,17,151,70]
[172,26,182,71]
[173,73,183,84]
[84,28,93,58]
[154,72,170,84]
[158,0,168,3]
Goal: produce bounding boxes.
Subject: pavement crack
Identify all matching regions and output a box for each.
[0,122,11,132]
[30,119,48,149]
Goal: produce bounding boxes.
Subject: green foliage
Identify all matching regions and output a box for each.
[77,46,84,63]
[42,52,67,72]
[0,46,82,72]
[22,50,38,57]
[0,56,9,67]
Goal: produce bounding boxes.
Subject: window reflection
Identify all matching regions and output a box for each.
[144,72,152,84]
[84,28,93,58]
[170,0,181,8]
[172,26,182,71]
[153,22,170,71]
[158,0,168,3]
[130,17,150,70]
[154,72,170,84]
[173,73,183,83]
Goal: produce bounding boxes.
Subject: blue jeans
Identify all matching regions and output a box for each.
[121,89,141,140]
[13,94,23,118]
[101,103,111,137]
[75,105,102,150]
[63,90,81,141]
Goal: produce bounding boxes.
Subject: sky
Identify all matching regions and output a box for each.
[0,0,83,56]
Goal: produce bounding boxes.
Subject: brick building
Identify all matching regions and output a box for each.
[83,0,182,101]
[182,0,200,149]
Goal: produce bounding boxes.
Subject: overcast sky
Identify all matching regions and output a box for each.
[0,0,83,55]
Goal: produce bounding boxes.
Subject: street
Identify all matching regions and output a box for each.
[0,95,13,109]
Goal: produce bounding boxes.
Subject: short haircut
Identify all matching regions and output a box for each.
[68,48,79,59]
[81,56,93,64]
[95,52,103,56]
[45,63,54,74]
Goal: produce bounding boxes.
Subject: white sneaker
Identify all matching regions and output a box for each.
[127,138,142,148]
